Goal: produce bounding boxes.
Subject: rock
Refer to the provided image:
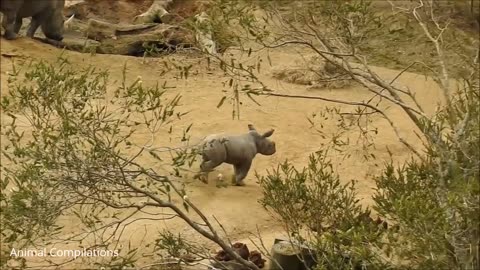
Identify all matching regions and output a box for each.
[388,22,404,33]
[249,250,266,268]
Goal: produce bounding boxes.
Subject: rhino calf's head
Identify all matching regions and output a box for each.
[248,124,276,156]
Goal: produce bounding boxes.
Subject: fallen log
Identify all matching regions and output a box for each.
[86,18,158,41]
[99,29,193,55]
[35,36,101,54]
[42,16,193,56]
[86,20,194,55]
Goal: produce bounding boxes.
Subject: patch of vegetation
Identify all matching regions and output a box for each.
[0,57,257,270]
[272,56,355,89]
[206,0,480,268]
[182,0,264,53]
[267,0,478,78]
[360,6,478,79]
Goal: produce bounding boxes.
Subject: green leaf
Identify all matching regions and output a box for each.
[217,96,227,108]
[246,93,261,106]
[185,123,193,133]
[148,150,162,161]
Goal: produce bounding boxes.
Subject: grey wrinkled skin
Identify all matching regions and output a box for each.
[1,0,66,41]
[199,124,276,186]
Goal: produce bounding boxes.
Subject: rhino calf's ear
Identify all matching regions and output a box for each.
[262,129,275,138]
[248,124,256,131]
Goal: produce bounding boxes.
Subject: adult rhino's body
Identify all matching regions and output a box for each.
[1,0,69,40]
[199,124,276,186]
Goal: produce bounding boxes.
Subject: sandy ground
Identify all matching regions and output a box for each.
[0,35,445,269]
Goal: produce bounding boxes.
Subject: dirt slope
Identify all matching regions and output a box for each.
[0,37,444,268]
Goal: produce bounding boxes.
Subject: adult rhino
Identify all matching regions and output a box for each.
[1,0,73,41]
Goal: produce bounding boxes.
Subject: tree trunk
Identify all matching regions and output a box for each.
[269,241,302,270]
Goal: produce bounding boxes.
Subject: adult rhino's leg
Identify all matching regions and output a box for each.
[233,161,252,186]
[26,16,41,38]
[13,17,22,34]
[2,11,17,39]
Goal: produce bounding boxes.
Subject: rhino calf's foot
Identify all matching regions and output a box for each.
[199,175,208,184]
[193,172,209,184]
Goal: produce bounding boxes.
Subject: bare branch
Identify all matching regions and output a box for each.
[255,89,424,158]
[413,0,450,101]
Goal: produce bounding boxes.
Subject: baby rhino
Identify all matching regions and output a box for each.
[199,124,276,186]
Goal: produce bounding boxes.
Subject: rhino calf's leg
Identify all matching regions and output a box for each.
[199,139,226,172]
[233,161,252,186]
[198,151,224,183]
[200,159,222,172]
[197,160,221,184]
[2,12,17,40]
